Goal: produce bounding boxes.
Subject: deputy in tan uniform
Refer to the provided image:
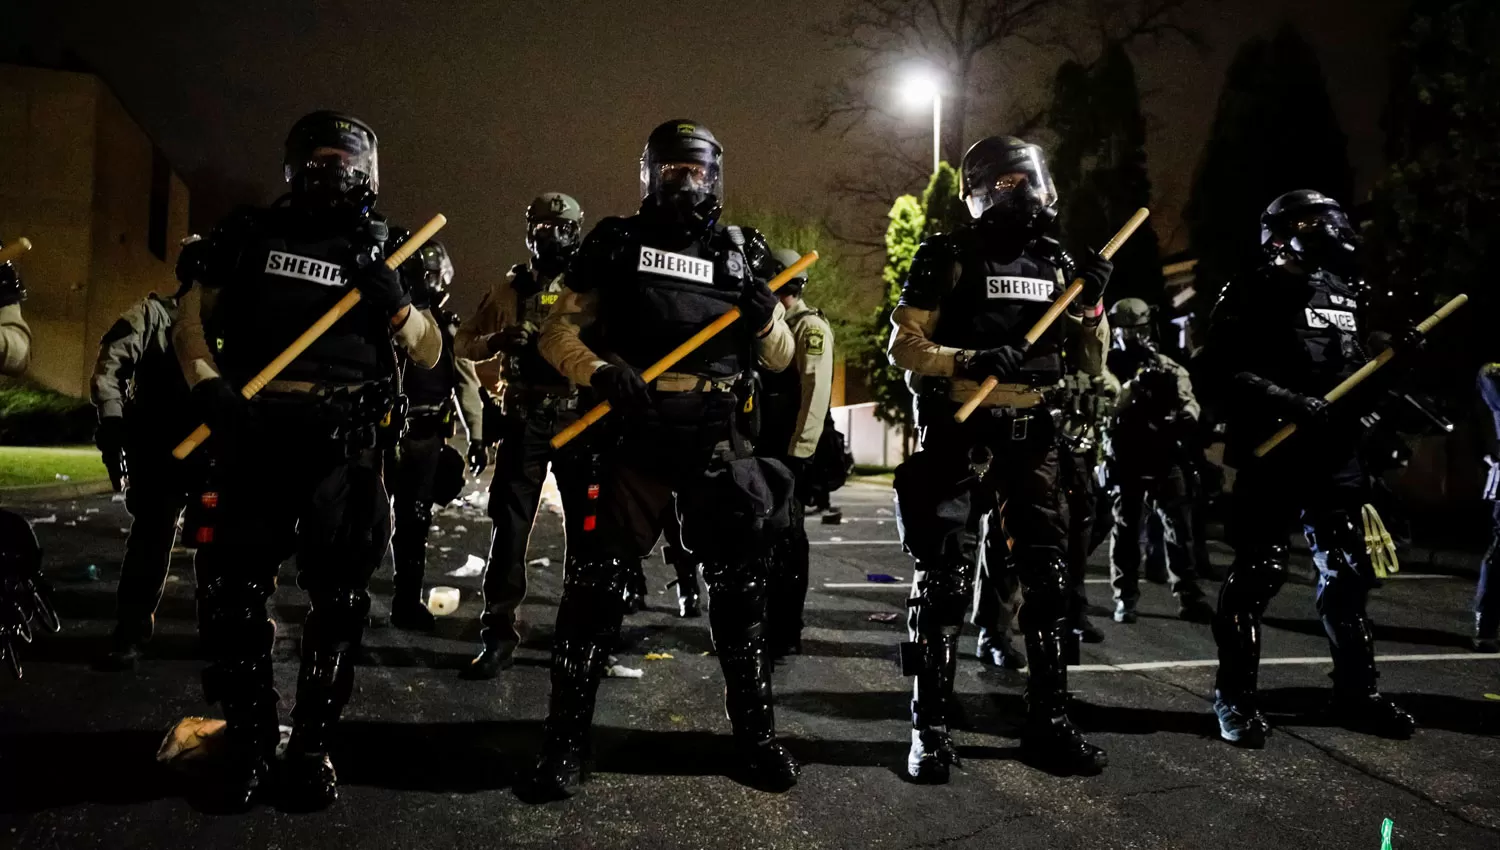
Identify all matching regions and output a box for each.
[452,193,594,679]
[756,247,834,657]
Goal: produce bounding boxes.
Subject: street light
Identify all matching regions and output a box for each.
[900,70,942,173]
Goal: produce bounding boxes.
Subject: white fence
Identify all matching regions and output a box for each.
[831,402,906,468]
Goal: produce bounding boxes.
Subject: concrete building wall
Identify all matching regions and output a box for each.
[0,64,189,397]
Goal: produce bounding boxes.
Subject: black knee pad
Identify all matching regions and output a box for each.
[557,557,628,641]
[197,573,276,654]
[1220,546,1289,615]
[1314,548,1371,618]
[703,558,769,597]
[1014,555,1068,624]
[905,561,972,642]
[305,588,372,651]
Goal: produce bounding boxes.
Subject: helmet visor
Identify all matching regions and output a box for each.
[640,152,723,202]
[527,219,581,258]
[963,145,1056,220]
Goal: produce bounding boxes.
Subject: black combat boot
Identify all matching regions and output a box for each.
[95,618,151,672]
[204,659,281,811]
[390,525,436,632]
[1474,612,1499,654]
[1176,588,1215,624]
[283,648,355,811]
[1019,620,1106,775]
[707,563,799,791]
[1325,613,1415,739]
[526,639,609,800]
[623,560,648,614]
[906,633,961,783]
[975,627,1027,670]
[671,560,702,619]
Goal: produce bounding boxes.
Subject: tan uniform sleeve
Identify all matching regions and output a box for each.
[1065,307,1109,377]
[455,275,519,363]
[888,304,959,376]
[173,283,221,387]
[755,302,794,373]
[789,313,834,459]
[395,305,441,369]
[0,303,31,378]
[454,356,485,442]
[1160,353,1201,420]
[538,284,608,386]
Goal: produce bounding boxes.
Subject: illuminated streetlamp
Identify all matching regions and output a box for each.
[901,70,942,173]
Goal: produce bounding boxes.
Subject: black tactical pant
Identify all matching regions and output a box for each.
[1214,444,1380,705]
[112,441,191,646]
[539,391,791,760]
[196,401,392,759]
[389,429,445,609]
[480,407,585,654]
[970,448,1093,640]
[1109,466,1204,604]
[767,462,809,650]
[895,408,1072,731]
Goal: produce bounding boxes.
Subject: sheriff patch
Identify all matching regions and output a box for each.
[985,276,1054,302]
[806,328,826,356]
[265,251,346,287]
[638,246,714,284]
[1305,307,1358,333]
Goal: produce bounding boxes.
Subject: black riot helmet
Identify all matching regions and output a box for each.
[0,508,42,579]
[1260,190,1359,275]
[283,111,380,213]
[960,136,1058,235]
[525,192,584,264]
[639,120,724,232]
[414,241,454,309]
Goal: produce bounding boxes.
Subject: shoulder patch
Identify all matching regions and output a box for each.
[805,328,826,356]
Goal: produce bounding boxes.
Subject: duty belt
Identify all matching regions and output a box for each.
[971,405,1042,441]
[503,390,578,418]
[651,371,738,393]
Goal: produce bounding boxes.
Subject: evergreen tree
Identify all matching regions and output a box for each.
[1183,23,1353,305]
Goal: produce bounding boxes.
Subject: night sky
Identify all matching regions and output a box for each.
[7,0,1407,315]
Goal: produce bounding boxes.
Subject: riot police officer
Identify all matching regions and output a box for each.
[889,136,1112,780]
[1475,364,1500,653]
[387,241,485,632]
[531,119,798,798]
[454,192,587,678]
[90,283,198,670]
[172,111,441,809]
[1199,190,1416,748]
[1103,297,1214,625]
[0,240,29,376]
[756,247,834,657]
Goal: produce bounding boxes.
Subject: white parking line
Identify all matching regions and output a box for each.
[809,540,903,546]
[822,574,1461,588]
[1072,652,1500,673]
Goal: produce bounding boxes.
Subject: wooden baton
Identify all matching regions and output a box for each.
[953,207,1151,423]
[550,251,820,450]
[1253,292,1469,458]
[172,213,449,459]
[0,237,34,265]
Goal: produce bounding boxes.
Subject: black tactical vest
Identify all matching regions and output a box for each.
[929,237,1067,385]
[404,312,457,408]
[503,267,570,392]
[1293,270,1364,387]
[598,222,752,379]
[210,207,396,388]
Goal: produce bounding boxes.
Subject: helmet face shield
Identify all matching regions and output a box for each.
[284,113,380,206]
[527,219,581,259]
[640,153,723,206]
[419,242,454,298]
[962,142,1057,224]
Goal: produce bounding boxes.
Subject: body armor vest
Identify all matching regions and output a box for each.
[210,207,395,388]
[404,312,458,408]
[598,222,753,379]
[502,267,570,392]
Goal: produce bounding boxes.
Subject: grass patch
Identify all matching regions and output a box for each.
[0,385,96,445]
[0,446,109,488]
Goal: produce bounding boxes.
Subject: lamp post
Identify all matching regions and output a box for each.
[901,71,942,173]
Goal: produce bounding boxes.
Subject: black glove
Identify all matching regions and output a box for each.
[739,278,779,333]
[1077,252,1113,306]
[95,417,127,492]
[191,377,251,442]
[353,261,410,317]
[0,263,22,309]
[1288,394,1331,428]
[591,364,651,415]
[509,264,539,297]
[1390,325,1426,356]
[959,346,1027,381]
[486,326,533,356]
[467,440,489,476]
